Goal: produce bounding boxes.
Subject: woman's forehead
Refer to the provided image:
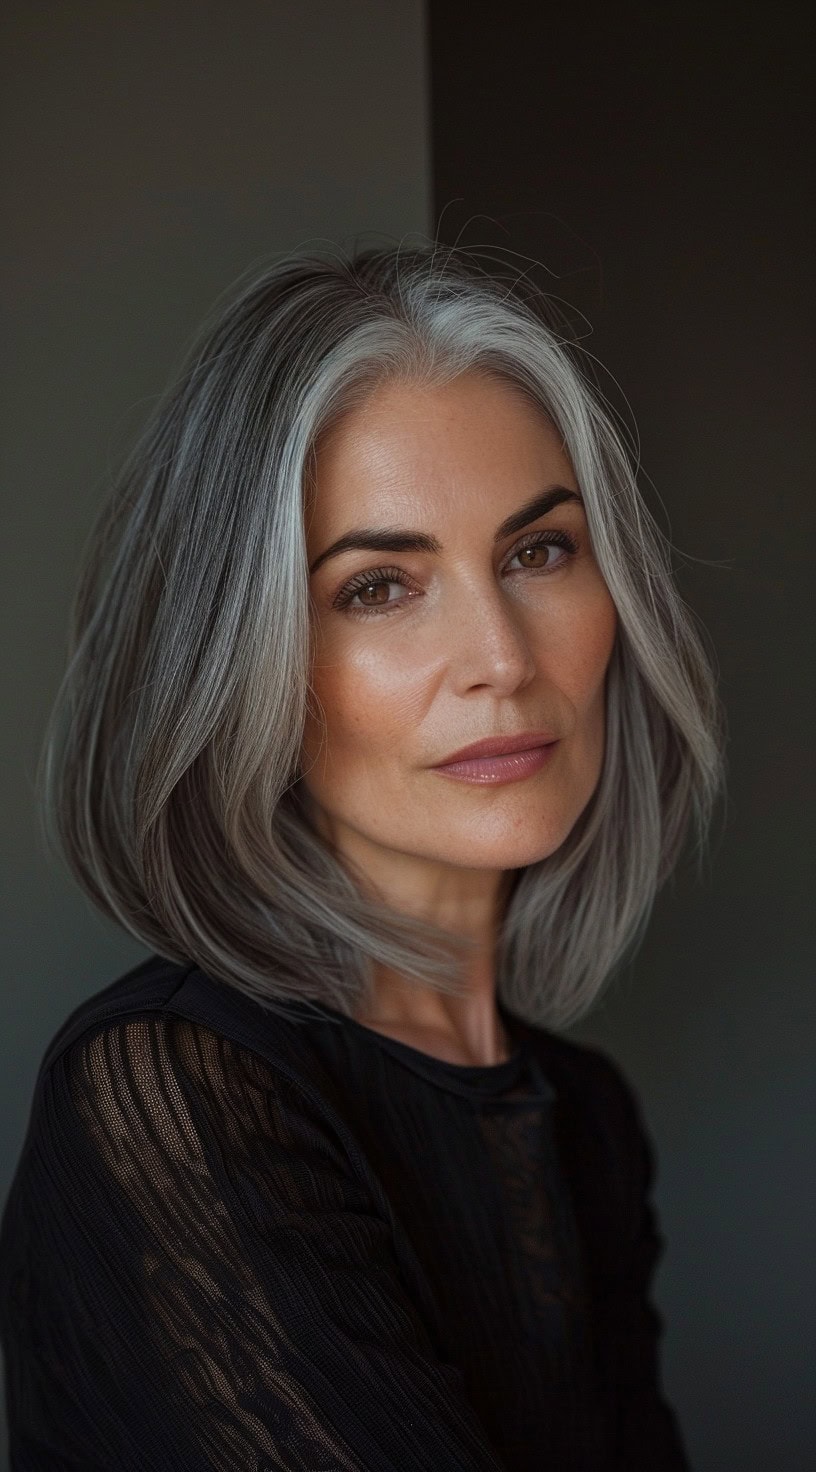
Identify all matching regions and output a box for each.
[307,376,574,525]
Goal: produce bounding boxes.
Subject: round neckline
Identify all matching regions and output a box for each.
[311,996,533,1097]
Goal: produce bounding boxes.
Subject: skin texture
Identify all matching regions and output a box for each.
[301,370,618,1065]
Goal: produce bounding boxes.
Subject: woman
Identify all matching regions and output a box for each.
[0,242,725,1469]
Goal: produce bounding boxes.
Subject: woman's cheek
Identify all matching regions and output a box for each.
[549,580,617,696]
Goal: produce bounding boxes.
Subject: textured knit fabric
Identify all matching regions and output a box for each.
[0,953,690,1470]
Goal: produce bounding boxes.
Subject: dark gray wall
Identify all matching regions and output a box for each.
[429,2,814,1468]
[0,2,430,1462]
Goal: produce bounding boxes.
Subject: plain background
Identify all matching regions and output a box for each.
[1,2,813,1468]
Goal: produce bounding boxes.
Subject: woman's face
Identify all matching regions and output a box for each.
[301,371,617,883]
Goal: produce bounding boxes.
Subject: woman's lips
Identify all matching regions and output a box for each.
[431,741,559,785]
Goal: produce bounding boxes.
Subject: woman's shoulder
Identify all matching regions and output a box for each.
[31,953,368,1171]
[10,955,388,1236]
[37,951,199,1074]
[516,1016,656,1203]
[39,951,331,1082]
[516,1011,644,1119]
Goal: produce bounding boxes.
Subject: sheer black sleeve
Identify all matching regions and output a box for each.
[2,1015,508,1470]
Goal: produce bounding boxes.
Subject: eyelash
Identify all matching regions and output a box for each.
[332,529,581,617]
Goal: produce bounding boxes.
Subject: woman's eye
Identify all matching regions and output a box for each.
[333,565,415,615]
[347,579,405,610]
[510,542,565,571]
[333,533,579,617]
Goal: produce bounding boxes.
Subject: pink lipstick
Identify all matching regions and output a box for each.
[431,730,560,786]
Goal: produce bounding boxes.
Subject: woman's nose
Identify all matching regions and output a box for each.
[447,584,538,695]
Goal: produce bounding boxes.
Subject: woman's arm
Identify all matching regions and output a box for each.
[0,1014,508,1471]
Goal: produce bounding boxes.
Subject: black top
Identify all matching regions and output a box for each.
[0,953,690,1471]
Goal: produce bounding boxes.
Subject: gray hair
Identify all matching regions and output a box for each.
[38,240,727,1031]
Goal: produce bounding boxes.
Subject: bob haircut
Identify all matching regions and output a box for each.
[39,240,727,1031]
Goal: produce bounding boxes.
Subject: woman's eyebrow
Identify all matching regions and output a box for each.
[308,485,583,575]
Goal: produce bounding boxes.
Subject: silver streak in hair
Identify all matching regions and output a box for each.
[38,241,727,1030]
